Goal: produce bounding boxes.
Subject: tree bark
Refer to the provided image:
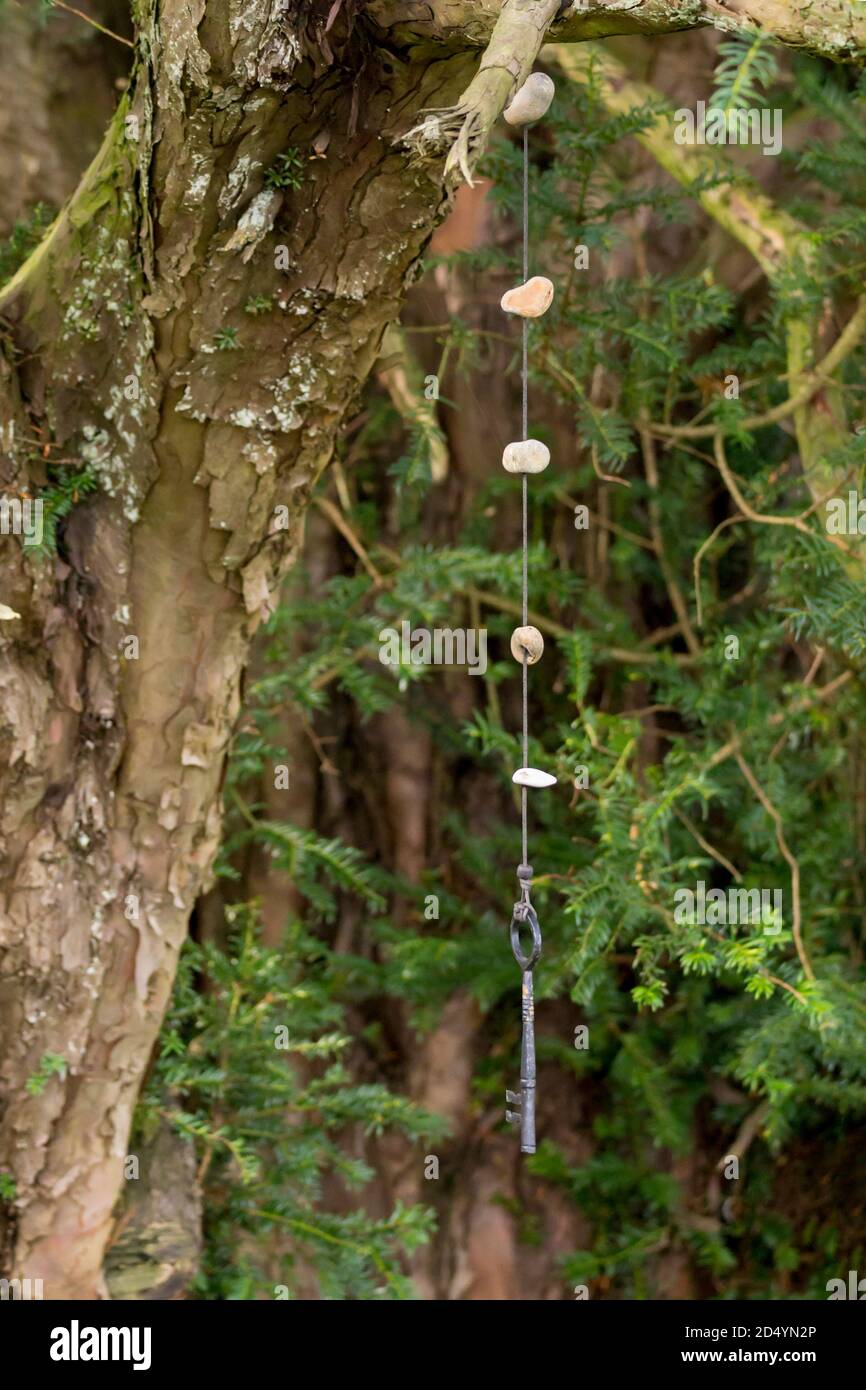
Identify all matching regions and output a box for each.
[0,0,475,1298]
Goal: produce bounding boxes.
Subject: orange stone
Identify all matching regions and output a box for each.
[500,276,554,318]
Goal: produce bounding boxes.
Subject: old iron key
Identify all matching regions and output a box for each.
[506,888,542,1154]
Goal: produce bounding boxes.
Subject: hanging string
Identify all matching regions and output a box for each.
[501,71,556,1157]
[521,123,529,868]
[514,121,539,1157]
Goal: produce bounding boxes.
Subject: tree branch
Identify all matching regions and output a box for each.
[403,0,561,184]
[374,1,866,63]
[49,1,135,48]
[399,0,866,194]
[734,750,813,982]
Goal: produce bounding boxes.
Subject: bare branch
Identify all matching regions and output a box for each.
[734,751,814,982]
[403,0,561,185]
[48,0,134,49]
[375,1,866,63]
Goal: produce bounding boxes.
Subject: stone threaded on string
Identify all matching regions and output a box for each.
[503,73,555,127]
[502,440,550,474]
[500,276,554,318]
[510,625,544,664]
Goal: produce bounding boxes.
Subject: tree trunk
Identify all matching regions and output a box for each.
[0,0,478,1298]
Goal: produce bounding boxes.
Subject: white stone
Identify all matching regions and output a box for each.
[500,276,554,318]
[510,626,544,664]
[503,440,550,474]
[504,73,555,127]
[512,767,557,788]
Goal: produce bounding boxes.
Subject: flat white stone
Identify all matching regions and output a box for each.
[512,767,557,788]
[504,73,555,127]
[502,440,550,474]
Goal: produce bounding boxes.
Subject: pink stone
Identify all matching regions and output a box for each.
[500,276,554,319]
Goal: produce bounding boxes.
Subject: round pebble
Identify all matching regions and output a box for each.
[504,73,555,127]
[502,440,550,474]
[510,625,544,664]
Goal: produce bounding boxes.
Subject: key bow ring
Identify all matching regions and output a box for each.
[510,899,542,972]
